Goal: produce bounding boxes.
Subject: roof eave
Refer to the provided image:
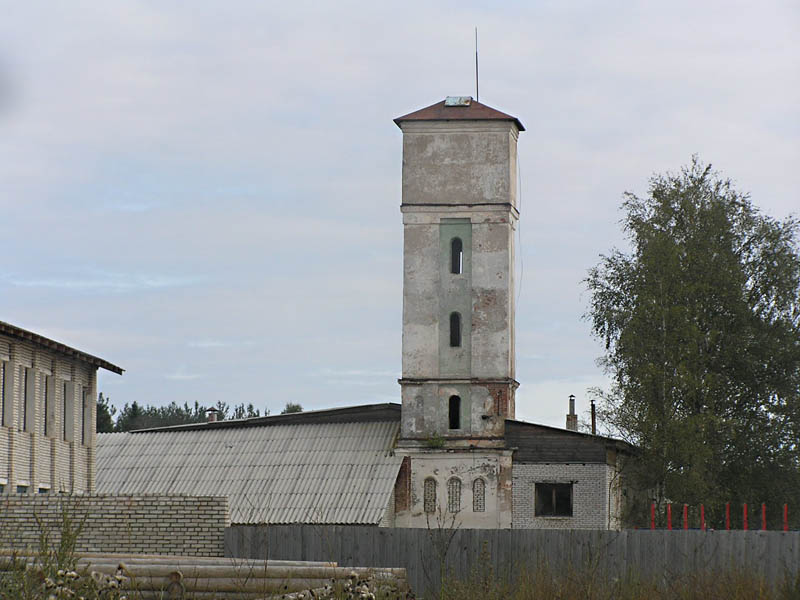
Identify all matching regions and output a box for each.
[394,116,525,132]
[0,320,124,375]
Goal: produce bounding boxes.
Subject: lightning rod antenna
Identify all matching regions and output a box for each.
[475,27,479,102]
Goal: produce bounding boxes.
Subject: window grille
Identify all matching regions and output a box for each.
[424,478,437,513]
[473,478,486,512]
[447,478,461,513]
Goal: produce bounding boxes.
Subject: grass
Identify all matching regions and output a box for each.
[437,544,800,600]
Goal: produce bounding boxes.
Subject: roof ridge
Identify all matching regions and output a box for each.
[394,98,525,131]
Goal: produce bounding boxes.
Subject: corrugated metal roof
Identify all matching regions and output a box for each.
[96,420,401,525]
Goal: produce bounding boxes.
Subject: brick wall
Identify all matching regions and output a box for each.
[0,494,229,557]
[512,463,616,529]
[1,332,98,494]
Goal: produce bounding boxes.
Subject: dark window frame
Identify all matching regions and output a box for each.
[535,482,573,517]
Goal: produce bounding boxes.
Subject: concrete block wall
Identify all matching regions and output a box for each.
[512,463,617,529]
[0,494,230,557]
[0,333,96,494]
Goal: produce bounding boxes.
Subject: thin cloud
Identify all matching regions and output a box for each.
[5,272,202,293]
[164,371,203,381]
[313,368,399,378]
[188,339,256,349]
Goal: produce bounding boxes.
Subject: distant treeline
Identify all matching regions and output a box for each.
[96,393,302,432]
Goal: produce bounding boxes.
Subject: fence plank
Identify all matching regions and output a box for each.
[223,526,800,595]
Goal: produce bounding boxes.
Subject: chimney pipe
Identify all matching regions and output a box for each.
[590,399,596,435]
[566,394,578,431]
[206,408,219,423]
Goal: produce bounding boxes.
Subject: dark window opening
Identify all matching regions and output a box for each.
[0,361,5,427]
[535,483,573,517]
[20,367,28,432]
[63,382,68,441]
[42,376,49,436]
[81,388,87,446]
[449,312,461,347]
[16,485,28,495]
[448,395,461,429]
[450,238,463,274]
[37,487,49,494]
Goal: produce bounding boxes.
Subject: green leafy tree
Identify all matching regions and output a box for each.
[96,393,116,433]
[112,400,267,431]
[586,158,800,528]
[281,402,303,414]
[231,403,262,419]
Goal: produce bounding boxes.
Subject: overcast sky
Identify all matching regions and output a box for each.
[1,1,797,428]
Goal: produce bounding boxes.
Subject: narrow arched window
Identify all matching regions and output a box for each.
[448,395,461,430]
[450,238,463,274]
[424,478,437,514]
[449,312,461,347]
[447,478,461,513]
[473,478,486,512]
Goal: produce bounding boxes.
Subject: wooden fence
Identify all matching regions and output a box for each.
[225,525,800,595]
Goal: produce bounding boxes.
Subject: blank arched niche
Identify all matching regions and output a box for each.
[448,395,461,430]
[449,312,461,347]
[450,237,463,274]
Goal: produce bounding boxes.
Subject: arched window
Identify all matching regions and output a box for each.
[448,395,461,430]
[447,478,461,513]
[423,478,437,513]
[450,238,463,274]
[473,478,486,512]
[449,312,461,347]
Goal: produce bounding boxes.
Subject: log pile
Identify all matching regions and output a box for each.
[0,550,412,599]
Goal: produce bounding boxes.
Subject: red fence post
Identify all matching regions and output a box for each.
[668,503,672,531]
[726,502,731,530]
[701,504,706,532]
[683,504,688,530]
[762,503,766,530]
[783,504,788,532]
[651,502,656,530]
[743,503,748,531]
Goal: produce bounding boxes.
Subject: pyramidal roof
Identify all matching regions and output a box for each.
[394,97,525,131]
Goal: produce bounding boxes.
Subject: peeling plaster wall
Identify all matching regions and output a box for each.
[399,120,520,444]
[393,449,513,529]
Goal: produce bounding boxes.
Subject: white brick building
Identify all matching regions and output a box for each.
[0,320,123,495]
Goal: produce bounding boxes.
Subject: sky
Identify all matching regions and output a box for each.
[0,1,797,428]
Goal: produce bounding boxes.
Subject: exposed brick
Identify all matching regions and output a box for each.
[0,494,229,557]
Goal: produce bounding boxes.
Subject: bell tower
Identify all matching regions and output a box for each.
[393,96,523,527]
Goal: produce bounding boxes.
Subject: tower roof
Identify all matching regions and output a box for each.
[394,97,525,131]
